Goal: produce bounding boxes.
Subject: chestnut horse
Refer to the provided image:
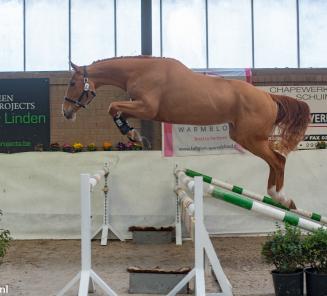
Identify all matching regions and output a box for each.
[62,56,310,209]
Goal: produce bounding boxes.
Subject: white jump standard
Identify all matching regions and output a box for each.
[57,166,118,296]
[170,175,233,296]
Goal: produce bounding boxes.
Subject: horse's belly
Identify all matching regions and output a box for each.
[156,106,230,125]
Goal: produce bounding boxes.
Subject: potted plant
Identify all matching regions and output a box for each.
[50,142,61,151]
[127,141,142,151]
[261,223,304,296]
[303,227,327,296]
[34,143,43,151]
[0,210,12,264]
[87,143,97,151]
[103,141,112,151]
[116,142,127,151]
[316,141,326,149]
[73,142,84,152]
[62,143,73,153]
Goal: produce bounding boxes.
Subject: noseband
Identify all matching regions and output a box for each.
[64,66,96,109]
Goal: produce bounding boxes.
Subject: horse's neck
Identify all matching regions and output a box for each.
[88,59,142,90]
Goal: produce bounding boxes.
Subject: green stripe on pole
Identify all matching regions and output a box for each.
[283,213,300,226]
[262,196,289,210]
[311,213,321,222]
[232,185,243,195]
[212,187,253,210]
[185,169,212,184]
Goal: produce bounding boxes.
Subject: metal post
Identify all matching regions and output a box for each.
[92,163,125,245]
[141,0,152,55]
[251,0,255,68]
[140,0,154,148]
[296,0,300,68]
[175,165,182,245]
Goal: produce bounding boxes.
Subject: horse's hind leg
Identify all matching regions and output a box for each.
[234,137,296,209]
[267,165,276,195]
[269,152,296,209]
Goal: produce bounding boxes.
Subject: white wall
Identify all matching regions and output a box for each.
[1,150,326,239]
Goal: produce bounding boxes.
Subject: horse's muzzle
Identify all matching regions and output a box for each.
[62,105,75,120]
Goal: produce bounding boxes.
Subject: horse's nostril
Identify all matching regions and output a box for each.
[63,110,72,119]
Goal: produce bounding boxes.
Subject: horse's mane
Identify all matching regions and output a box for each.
[92,55,160,65]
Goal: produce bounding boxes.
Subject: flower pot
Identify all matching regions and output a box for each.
[271,269,303,296]
[305,267,327,296]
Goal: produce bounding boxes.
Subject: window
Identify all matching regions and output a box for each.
[71,0,115,66]
[1,0,327,71]
[116,0,141,56]
[253,0,297,68]
[208,0,252,68]
[162,0,206,68]
[0,0,24,71]
[299,0,327,67]
[25,0,69,71]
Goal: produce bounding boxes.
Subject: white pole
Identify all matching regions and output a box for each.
[194,177,206,296]
[81,174,91,271]
[80,174,94,294]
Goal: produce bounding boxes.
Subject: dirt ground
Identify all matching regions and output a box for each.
[0,237,275,296]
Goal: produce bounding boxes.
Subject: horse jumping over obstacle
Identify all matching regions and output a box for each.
[62,56,311,210]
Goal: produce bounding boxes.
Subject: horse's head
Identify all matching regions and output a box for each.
[62,62,96,120]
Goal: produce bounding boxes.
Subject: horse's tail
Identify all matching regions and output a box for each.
[270,94,310,153]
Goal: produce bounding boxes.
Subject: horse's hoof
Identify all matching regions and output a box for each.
[286,199,297,210]
[127,129,143,143]
[127,129,152,150]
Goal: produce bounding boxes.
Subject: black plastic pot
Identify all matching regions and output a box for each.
[305,267,327,296]
[271,269,303,296]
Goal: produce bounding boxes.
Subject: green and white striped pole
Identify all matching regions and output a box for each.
[184,169,327,225]
[175,170,327,233]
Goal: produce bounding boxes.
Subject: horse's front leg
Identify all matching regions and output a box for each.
[108,100,156,144]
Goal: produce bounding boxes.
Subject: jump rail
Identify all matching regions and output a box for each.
[185,169,327,225]
[176,169,327,233]
[171,174,233,296]
[57,165,118,296]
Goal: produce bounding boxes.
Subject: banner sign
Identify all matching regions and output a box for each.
[258,85,327,150]
[163,122,241,157]
[0,78,50,153]
[162,69,249,157]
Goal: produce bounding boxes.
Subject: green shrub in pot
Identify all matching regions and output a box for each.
[261,223,304,296]
[0,210,12,263]
[303,227,327,296]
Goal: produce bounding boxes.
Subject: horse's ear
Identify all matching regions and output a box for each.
[70,61,81,73]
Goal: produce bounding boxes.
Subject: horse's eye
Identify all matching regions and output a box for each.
[70,81,75,86]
